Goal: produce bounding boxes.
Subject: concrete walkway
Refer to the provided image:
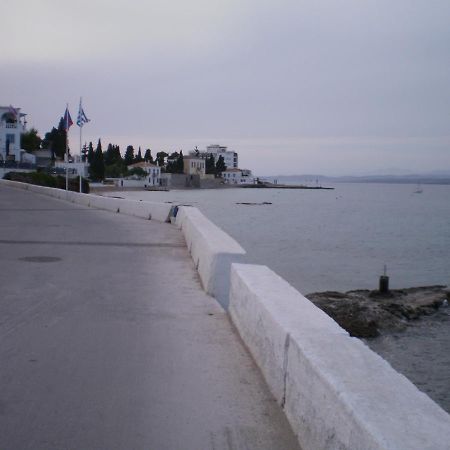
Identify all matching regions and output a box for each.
[0,185,300,450]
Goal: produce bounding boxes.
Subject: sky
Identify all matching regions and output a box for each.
[2,0,450,176]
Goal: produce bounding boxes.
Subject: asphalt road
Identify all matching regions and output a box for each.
[0,185,300,450]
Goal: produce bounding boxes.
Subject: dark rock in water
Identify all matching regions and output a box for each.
[236,201,272,205]
[306,286,448,338]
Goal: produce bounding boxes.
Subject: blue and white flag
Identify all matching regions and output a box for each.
[77,99,90,127]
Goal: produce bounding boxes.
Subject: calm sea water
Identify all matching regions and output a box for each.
[107,183,450,412]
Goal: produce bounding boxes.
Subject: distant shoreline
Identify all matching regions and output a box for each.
[264,174,450,186]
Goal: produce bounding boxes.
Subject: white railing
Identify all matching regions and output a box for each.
[0,122,18,129]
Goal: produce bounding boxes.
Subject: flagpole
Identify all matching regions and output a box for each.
[65,103,69,191]
[79,97,83,193]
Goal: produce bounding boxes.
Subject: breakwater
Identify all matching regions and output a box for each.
[2,179,450,450]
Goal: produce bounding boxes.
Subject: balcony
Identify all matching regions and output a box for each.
[0,122,18,129]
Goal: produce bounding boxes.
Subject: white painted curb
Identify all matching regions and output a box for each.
[0,180,172,223]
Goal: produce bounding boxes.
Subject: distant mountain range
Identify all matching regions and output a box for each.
[263,173,450,185]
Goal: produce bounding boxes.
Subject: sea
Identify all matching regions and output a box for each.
[106,183,450,413]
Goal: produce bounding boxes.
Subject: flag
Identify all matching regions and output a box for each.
[63,106,73,131]
[77,99,90,127]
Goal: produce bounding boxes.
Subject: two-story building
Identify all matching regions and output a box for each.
[127,161,161,186]
[183,156,206,177]
[0,105,26,162]
[221,168,255,185]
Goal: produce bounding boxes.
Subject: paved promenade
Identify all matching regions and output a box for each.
[0,185,299,450]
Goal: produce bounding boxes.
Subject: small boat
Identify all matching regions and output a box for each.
[413,183,423,194]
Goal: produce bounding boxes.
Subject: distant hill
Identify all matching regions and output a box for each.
[262,173,450,185]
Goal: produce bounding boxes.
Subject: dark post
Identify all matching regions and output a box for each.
[379,264,389,293]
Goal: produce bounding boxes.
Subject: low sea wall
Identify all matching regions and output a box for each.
[0,180,172,223]
[229,264,450,450]
[174,206,245,308]
[3,179,450,448]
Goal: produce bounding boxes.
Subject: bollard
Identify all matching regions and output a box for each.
[379,275,389,293]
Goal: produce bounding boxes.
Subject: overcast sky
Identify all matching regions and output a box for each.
[2,0,449,175]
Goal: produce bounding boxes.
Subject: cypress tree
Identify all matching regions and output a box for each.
[89,139,105,181]
[87,141,94,164]
[124,145,135,165]
[135,147,143,163]
[206,154,215,174]
[144,149,153,163]
[215,155,226,176]
[177,150,184,173]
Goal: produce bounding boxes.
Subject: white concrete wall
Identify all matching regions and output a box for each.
[229,263,450,450]
[175,206,245,308]
[0,180,172,223]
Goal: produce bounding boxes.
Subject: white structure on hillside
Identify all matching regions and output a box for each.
[127,161,161,186]
[221,168,255,185]
[0,105,27,162]
[189,144,238,169]
[206,145,238,169]
[55,155,89,178]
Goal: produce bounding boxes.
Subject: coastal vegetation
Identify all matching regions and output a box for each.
[21,119,229,182]
[3,171,90,193]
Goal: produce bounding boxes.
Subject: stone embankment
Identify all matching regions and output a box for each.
[307,286,450,338]
[2,178,450,450]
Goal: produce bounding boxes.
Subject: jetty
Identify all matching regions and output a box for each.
[241,181,334,189]
[1,179,450,450]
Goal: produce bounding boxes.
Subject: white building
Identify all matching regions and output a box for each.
[206,145,238,169]
[189,144,238,169]
[221,168,255,185]
[55,156,89,178]
[127,161,161,186]
[0,105,26,162]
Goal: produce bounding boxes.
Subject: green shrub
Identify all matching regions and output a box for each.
[3,171,89,193]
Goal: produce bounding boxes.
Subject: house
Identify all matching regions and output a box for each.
[0,105,27,162]
[127,161,161,186]
[221,168,255,185]
[183,156,206,178]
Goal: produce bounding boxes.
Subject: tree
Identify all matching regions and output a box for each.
[124,145,135,166]
[134,147,143,163]
[215,155,226,176]
[87,142,94,164]
[205,154,215,174]
[156,151,168,168]
[177,150,184,173]
[42,118,66,159]
[104,143,115,166]
[21,128,42,152]
[89,139,105,181]
[166,151,184,174]
[144,149,153,163]
[128,167,146,177]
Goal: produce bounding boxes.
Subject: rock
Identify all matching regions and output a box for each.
[306,286,448,338]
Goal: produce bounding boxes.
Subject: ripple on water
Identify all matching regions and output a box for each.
[365,308,450,413]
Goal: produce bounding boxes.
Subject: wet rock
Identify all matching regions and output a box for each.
[306,286,448,338]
